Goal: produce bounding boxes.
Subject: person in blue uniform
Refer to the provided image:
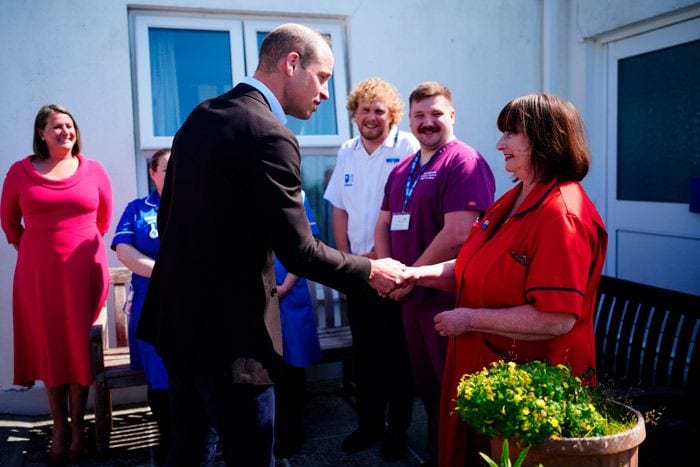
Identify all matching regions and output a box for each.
[111,148,171,461]
[273,191,322,458]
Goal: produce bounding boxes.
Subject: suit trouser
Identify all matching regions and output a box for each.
[164,359,275,467]
[273,363,306,454]
[346,284,415,436]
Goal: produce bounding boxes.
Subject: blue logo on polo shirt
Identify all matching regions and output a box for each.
[385,157,400,163]
[344,173,354,186]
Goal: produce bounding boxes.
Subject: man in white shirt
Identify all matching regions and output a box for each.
[324,77,419,461]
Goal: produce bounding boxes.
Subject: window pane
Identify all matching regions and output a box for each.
[617,39,700,202]
[256,31,338,136]
[150,28,232,136]
[300,155,337,246]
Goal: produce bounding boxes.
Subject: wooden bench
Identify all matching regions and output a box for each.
[90,267,145,454]
[307,280,354,388]
[90,268,354,453]
[594,275,700,395]
[593,275,700,459]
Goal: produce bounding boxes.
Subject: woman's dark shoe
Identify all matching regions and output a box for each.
[47,450,67,465]
[67,446,88,463]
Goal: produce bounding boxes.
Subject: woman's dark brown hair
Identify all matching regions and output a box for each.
[497,93,590,182]
[149,148,171,172]
[33,104,82,160]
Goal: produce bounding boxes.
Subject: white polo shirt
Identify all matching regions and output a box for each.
[324,126,419,255]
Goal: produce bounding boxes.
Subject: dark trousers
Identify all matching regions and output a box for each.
[147,386,171,464]
[346,284,415,436]
[165,360,275,467]
[273,364,307,456]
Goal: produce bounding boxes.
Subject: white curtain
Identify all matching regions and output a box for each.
[150,31,181,136]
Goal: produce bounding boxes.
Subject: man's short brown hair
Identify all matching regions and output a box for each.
[409,81,453,109]
[257,23,330,73]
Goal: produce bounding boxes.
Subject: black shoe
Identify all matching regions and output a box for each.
[381,431,408,462]
[275,431,304,459]
[341,429,383,453]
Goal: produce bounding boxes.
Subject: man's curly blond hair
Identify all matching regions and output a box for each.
[346,77,404,127]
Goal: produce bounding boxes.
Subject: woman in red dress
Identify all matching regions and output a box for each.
[406,94,607,466]
[1,104,112,463]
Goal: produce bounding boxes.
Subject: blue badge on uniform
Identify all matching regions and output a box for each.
[385,157,399,163]
[344,173,354,186]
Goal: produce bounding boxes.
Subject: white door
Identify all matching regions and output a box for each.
[606,17,700,295]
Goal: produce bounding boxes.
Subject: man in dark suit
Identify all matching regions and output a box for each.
[137,23,406,467]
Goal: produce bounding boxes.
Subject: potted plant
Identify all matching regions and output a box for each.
[456,360,646,467]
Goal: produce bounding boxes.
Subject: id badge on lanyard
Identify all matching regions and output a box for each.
[391,212,410,231]
[392,151,423,232]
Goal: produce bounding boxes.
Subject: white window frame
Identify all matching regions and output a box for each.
[132,13,245,149]
[132,14,350,150]
[243,19,351,147]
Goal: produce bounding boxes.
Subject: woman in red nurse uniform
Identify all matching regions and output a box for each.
[407,93,607,466]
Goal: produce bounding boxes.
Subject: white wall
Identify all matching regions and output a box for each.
[0,0,694,413]
[0,0,140,411]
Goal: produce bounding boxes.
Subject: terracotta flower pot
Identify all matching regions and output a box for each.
[490,401,646,467]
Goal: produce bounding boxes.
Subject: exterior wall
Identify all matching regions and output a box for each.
[0,0,694,413]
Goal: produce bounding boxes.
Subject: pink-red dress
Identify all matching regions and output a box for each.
[1,154,112,388]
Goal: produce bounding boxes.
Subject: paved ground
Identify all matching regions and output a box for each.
[0,381,429,466]
[0,379,695,466]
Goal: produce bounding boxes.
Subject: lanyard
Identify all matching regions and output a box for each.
[402,152,422,212]
[402,145,444,211]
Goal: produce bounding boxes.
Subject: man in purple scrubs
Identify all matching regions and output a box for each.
[374,81,495,465]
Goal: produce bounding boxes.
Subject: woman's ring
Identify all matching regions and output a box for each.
[439,331,447,337]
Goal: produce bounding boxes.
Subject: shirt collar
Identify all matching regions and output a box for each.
[352,126,400,152]
[145,190,160,208]
[241,76,287,125]
[512,179,559,218]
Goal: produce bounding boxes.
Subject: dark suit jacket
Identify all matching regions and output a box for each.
[137,83,370,373]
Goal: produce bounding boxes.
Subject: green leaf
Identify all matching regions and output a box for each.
[513,446,530,467]
[500,439,512,467]
[478,452,500,467]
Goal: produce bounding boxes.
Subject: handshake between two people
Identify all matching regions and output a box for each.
[367,257,422,298]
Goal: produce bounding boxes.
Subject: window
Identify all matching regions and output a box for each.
[300,154,338,246]
[148,28,233,137]
[244,20,349,146]
[132,13,350,149]
[132,14,245,149]
[617,39,700,203]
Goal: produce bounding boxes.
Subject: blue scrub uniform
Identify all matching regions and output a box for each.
[274,194,322,368]
[111,191,168,389]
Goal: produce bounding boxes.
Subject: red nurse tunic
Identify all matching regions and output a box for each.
[439,179,607,466]
[1,155,112,388]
